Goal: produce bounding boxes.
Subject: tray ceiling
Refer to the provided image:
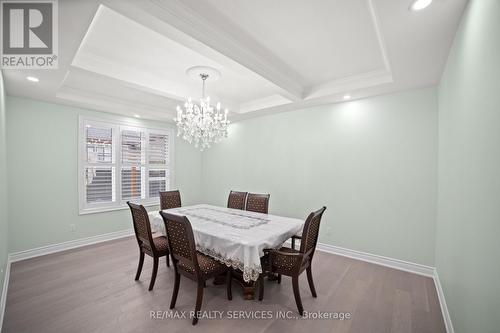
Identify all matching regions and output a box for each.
[3,0,468,122]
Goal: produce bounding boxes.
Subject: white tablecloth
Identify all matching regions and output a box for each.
[148,204,304,282]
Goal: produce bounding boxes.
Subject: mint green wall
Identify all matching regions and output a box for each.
[436,1,500,332]
[0,72,8,309]
[6,89,439,267]
[201,88,438,266]
[6,96,202,253]
[3,2,499,330]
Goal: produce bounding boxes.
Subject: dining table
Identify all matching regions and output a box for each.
[148,204,304,299]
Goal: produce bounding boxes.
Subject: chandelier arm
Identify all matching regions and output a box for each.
[175,71,228,151]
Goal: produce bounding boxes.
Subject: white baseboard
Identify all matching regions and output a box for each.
[285,239,435,277]
[8,228,134,263]
[0,259,11,333]
[433,269,454,333]
[315,242,435,277]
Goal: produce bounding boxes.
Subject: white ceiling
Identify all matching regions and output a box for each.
[201,0,387,87]
[3,0,468,122]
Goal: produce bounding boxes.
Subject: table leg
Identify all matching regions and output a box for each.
[214,270,257,300]
[242,285,255,300]
[233,271,257,300]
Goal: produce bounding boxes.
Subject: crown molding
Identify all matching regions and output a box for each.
[71,52,189,102]
[238,94,292,114]
[60,0,396,119]
[138,0,394,109]
[70,51,240,112]
[368,0,392,73]
[304,0,394,100]
[305,69,394,99]
[56,86,175,121]
[146,0,304,101]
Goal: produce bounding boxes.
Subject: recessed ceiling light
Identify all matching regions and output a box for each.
[134,114,141,118]
[343,95,351,100]
[410,0,433,11]
[26,76,39,82]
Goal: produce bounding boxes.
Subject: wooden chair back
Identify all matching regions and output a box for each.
[159,190,182,210]
[246,193,270,214]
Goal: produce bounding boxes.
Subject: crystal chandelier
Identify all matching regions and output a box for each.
[174,68,229,151]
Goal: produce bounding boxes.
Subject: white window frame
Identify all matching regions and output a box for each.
[78,116,175,215]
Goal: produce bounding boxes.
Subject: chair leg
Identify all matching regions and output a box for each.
[166,254,170,267]
[135,251,145,281]
[292,275,304,316]
[258,274,264,301]
[149,257,159,291]
[170,272,180,309]
[277,274,282,284]
[192,281,204,325]
[226,270,233,301]
[306,266,317,298]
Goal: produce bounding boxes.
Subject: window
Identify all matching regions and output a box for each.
[79,117,173,214]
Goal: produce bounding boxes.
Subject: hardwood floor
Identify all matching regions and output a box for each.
[3,237,445,333]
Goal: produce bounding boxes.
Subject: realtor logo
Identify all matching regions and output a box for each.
[1,0,58,69]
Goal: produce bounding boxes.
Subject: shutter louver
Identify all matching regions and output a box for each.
[121,167,144,200]
[86,126,113,163]
[148,169,168,197]
[121,130,145,201]
[84,125,115,204]
[148,133,169,198]
[148,133,169,165]
[85,167,115,203]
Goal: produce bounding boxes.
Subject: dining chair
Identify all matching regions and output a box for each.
[262,206,326,315]
[227,190,248,210]
[160,211,232,325]
[159,190,182,210]
[245,193,270,214]
[127,202,170,291]
[291,234,301,250]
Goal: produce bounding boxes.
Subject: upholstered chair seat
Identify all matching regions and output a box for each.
[178,252,228,277]
[151,236,169,253]
[127,202,170,291]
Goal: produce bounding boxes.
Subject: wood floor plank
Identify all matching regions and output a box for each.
[3,237,446,333]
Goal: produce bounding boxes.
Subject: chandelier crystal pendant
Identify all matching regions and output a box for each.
[174,66,230,151]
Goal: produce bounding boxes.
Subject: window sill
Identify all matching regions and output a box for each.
[79,201,160,215]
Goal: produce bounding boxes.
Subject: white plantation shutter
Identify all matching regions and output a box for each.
[84,124,116,205]
[79,118,173,214]
[85,167,115,203]
[149,169,168,197]
[148,133,169,198]
[148,133,169,165]
[121,129,145,201]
